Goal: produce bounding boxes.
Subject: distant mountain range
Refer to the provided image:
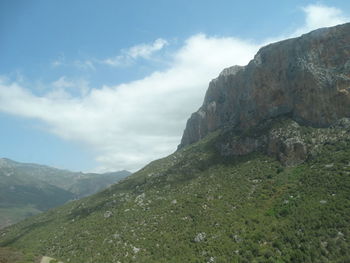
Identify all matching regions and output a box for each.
[0,158,131,229]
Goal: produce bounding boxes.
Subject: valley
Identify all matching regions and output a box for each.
[0,158,130,229]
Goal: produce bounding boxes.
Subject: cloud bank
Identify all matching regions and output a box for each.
[0,35,257,171]
[0,4,348,172]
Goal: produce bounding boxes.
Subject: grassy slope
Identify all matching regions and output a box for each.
[0,247,41,263]
[1,120,350,263]
[0,170,75,229]
[0,162,130,229]
[0,206,42,230]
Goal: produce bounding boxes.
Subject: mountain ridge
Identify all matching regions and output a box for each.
[0,157,131,195]
[0,158,131,229]
[179,22,350,149]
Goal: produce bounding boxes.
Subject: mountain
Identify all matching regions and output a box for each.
[179,23,350,149]
[0,158,131,229]
[0,158,131,197]
[67,171,131,198]
[1,23,350,263]
[0,162,75,230]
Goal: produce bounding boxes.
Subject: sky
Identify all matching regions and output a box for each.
[0,1,350,172]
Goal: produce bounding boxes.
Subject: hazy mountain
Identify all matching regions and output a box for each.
[0,158,130,229]
[68,171,131,198]
[0,162,75,229]
[1,23,350,262]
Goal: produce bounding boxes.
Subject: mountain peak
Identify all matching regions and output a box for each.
[179,22,350,149]
[0,158,17,168]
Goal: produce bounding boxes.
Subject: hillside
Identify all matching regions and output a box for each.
[0,158,131,198]
[0,166,74,229]
[0,118,350,262]
[1,23,350,262]
[0,159,130,228]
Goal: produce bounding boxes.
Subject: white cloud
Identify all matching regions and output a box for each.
[0,4,348,172]
[51,53,95,71]
[128,38,168,59]
[293,4,349,36]
[261,4,350,45]
[52,76,75,89]
[51,76,90,98]
[102,38,168,67]
[103,56,126,67]
[0,35,257,172]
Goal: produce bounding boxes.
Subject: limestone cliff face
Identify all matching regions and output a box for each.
[179,23,350,149]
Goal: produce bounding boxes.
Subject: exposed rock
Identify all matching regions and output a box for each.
[230,234,243,243]
[104,211,113,218]
[179,23,350,149]
[135,193,146,206]
[194,232,206,242]
[207,256,216,263]
[132,246,140,254]
[215,117,350,166]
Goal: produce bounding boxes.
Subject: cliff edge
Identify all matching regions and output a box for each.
[179,23,350,149]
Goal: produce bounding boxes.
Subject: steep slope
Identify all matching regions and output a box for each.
[1,23,350,262]
[0,119,350,262]
[0,159,130,228]
[179,23,350,148]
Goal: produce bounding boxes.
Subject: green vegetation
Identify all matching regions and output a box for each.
[1,119,350,262]
[0,247,40,263]
[0,169,74,229]
[0,160,130,228]
[0,206,42,230]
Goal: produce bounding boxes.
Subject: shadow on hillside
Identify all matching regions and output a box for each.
[0,219,54,247]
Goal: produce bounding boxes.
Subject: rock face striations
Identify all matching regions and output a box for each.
[179,23,350,149]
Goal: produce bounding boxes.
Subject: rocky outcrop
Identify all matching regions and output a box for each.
[179,23,350,149]
[216,118,350,166]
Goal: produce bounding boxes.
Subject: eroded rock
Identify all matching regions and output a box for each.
[179,23,350,149]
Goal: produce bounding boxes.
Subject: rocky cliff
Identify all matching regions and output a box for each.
[179,23,350,150]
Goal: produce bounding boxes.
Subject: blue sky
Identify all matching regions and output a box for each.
[0,1,350,172]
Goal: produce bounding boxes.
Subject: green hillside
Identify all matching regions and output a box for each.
[0,169,74,229]
[0,159,130,229]
[0,159,83,191]
[1,118,349,262]
[0,159,130,198]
